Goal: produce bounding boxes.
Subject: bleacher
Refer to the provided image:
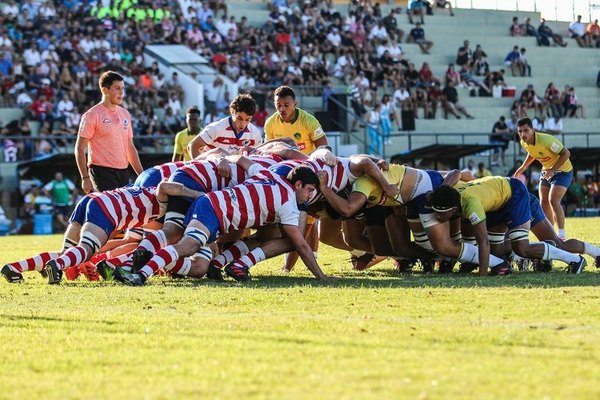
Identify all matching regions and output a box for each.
[227,1,600,162]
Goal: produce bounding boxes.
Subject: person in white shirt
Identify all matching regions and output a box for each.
[167,93,182,116]
[544,116,563,135]
[569,15,592,47]
[56,93,74,122]
[23,44,41,69]
[1,0,18,17]
[326,27,342,47]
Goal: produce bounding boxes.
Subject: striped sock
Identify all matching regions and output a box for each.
[138,245,179,279]
[232,247,266,270]
[138,230,168,253]
[9,252,60,272]
[211,240,250,269]
[104,252,134,267]
[55,246,89,270]
[167,257,192,276]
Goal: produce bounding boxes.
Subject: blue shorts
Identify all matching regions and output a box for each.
[540,170,573,188]
[269,164,293,179]
[182,196,220,243]
[486,178,531,230]
[169,170,207,202]
[487,192,545,228]
[85,200,116,236]
[69,196,92,224]
[407,170,444,220]
[134,168,162,188]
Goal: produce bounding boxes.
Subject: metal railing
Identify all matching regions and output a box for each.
[454,0,600,22]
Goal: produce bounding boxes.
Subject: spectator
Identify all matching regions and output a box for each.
[474,162,492,178]
[586,19,600,47]
[441,80,474,119]
[510,16,523,36]
[434,0,454,16]
[350,77,367,130]
[455,40,471,67]
[459,64,490,96]
[427,81,443,119]
[518,84,543,117]
[367,103,382,155]
[583,175,600,208]
[569,15,592,48]
[411,86,430,119]
[504,45,524,77]
[471,44,489,76]
[407,22,433,54]
[544,115,563,135]
[490,116,510,166]
[43,172,75,229]
[407,0,426,25]
[465,159,477,176]
[382,7,404,42]
[519,48,531,77]
[444,63,461,86]
[522,17,541,45]
[544,82,562,118]
[565,87,585,118]
[380,94,394,144]
[538,18,568,47]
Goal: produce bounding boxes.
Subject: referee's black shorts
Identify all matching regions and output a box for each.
[89,165,130,192]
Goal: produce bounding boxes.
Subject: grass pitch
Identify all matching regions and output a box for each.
[1,218,600,400]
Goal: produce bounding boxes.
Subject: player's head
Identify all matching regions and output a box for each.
[229,93,256,132]
[99,71,125,106]
[517,117,534,143]
[274,85,297,123]
[288,165,319,204]
[428,185,461,223]
[186,106,201,132]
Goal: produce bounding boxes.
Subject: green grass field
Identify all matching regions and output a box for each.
[1,218,600,400]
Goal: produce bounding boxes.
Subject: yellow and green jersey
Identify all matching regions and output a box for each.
[352,164,406,207]
[521,131,572,172]
[454,176,512,225]
[264,108,325,155]
[173,129,198,161]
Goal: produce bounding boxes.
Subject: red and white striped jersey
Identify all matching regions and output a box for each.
[134,161,186,187]
[207,169,300,233]
[199,116,263,154]
[89,186,162,230]
[275,157,354,204]
[174,159,246,191]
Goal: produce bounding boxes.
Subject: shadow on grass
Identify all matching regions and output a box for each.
[135,270,600,289]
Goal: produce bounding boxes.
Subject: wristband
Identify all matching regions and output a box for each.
[82,176,90,180]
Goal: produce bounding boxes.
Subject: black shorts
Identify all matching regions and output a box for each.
[364,205,393,227]
[54,205,71,217]
[89,165,130,192]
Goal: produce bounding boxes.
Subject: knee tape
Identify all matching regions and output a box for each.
[508,228,529,242]
[81,231,102,253]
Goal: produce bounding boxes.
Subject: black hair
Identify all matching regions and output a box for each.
[230,93,257,116]
[517,117,532,128]
[428,185,461,211]
[274,85,296,100]
[287,165,320,187]
[186,106,201,116]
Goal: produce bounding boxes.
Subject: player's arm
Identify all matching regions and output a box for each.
[472,221,490,276]
[281,224,328,280]
[156,181,204,201]
[441,169,462,186]
[318,171,367,217]
[513,153,535,177]
[545,147,570,179]
[313,136,329,149]
[349,156,398,198]
[75,135,93,194]
[187,134,209,159]
[126,136,143,175]
[310,147,337,166]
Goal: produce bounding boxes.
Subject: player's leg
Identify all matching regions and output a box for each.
[549,180,569,239]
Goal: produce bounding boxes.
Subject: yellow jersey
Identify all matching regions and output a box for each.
[454,176,512,225]
[521,131,572,172]
[352,164,406,207]
[264,108,325,155]
[173,128,198,161]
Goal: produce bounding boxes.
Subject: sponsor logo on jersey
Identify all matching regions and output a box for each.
[102,118,111,124]
[469,212,481,224]
[294,132,302,140]
[550,142,560,152]
[123,119,129,126]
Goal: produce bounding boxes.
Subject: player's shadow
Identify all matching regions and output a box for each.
[148,270,599,289]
